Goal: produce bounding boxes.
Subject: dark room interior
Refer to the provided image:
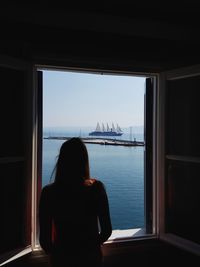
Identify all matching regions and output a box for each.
[0,3,200,266]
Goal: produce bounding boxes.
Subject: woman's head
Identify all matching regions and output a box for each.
[54,137,90,184]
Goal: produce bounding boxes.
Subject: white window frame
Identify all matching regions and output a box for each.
[32,65,159,247]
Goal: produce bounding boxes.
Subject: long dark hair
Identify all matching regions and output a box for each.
[53,137,90,185]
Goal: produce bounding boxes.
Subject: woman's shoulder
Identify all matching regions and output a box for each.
[42,183,54,191]
[40,183,56,197]
[84,178,106,192]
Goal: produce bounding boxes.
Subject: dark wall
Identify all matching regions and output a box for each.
[1,7,200,72]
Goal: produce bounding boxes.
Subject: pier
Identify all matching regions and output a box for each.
[44,136,144,147]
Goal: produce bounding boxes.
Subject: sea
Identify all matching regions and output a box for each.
[42,127,144,230]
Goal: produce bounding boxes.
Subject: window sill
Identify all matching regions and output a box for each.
[33,228,156,252]
[109,228,145,241]
[0,247,32,266]
[106,227,156,244]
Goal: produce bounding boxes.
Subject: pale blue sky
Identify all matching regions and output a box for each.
[43,70,146,129]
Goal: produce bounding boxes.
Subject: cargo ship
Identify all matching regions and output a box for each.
[89,122,123,136]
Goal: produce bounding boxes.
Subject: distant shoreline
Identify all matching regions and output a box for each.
[44,136,144,147]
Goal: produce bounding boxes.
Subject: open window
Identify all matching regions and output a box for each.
[0,61,157,266]
[35,67,156,244]
[0,56,34,264]
[159,66,200,255]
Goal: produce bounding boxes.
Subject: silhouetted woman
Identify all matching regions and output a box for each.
[39,137,112,267]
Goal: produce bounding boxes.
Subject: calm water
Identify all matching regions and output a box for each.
[42,131,144,230]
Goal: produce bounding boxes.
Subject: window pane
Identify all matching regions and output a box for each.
[0,162,26,253]
[166,76,200,157]
[0,67,25,157]
[165,160,200,244]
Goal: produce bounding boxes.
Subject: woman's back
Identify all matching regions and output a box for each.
[39,178,111,266]
[39,138,112,267]
[50,179,103,247]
